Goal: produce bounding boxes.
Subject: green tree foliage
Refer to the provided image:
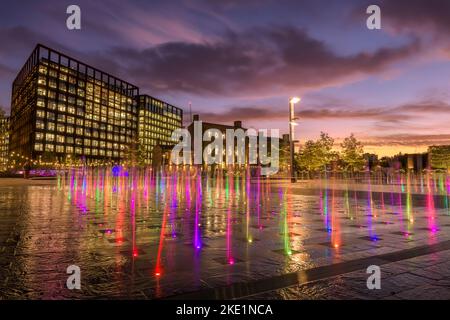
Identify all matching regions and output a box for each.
[340,133,365,172]
[278,141,290,169]
[296,140,317,171]
[297,132,337,171]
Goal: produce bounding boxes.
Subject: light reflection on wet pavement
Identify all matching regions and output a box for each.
[2,169,450,299]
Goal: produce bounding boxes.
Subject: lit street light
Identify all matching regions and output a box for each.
[290,97,300,104]
[289,97,300,183]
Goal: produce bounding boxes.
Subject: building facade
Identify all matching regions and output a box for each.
[137,95,183,165]
[9,44,182,166]
[0,116,9,171]
[393,153,429,172]
[186,114,288,167]
[428,145,450,170]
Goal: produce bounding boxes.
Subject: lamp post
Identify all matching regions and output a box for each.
[289,97,300,183]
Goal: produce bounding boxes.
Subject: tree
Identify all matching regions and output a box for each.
[340,133,365,172]
[297,132,337,172]
[296,140,318,171]
[316,132,336,168]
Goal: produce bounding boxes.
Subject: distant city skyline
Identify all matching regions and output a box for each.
[1,0,450,156]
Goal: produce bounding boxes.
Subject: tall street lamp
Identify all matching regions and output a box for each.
[289,97,300,183]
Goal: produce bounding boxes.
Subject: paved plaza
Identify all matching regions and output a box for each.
[1,171,450,299]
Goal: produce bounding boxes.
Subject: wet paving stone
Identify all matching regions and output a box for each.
[272,249,301,255]
[2,174,450,299]
[358,236,383,241]
[213,257,245,265]
[391,231,414,236]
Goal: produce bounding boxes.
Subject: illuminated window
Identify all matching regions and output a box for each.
[59,83,67,92]
[86,101,93,111]
[45,133,55,142]
[49,69,57,78]
[34,143,43,151]
[45,144,54,152]
[36,120,45,130]
[47,122,55,131]
[58,94,67,102]
[39,66,48,74]
[67,106,76,114]
[48,91,56,99]
[77,89,85,97]
[47,112,55,121]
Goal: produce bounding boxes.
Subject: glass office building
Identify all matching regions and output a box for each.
[137,95,183,165]
[9,44,183,165]
[0,116,9,170]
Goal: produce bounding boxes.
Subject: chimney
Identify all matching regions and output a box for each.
[193,114,199,121]
[234,121,242,128]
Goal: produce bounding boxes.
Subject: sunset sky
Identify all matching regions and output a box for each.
[1,0,450,156]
